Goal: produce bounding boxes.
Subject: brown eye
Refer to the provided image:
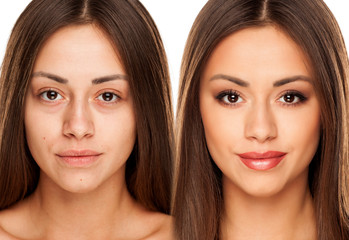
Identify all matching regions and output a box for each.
[283,94,295,103]
[227,93,240,103]
[222,92,242,105]
[97,92,119,103]
[102,92,113,101]
[279,91,307,105]
[216,90,243,105]
[41,90,63,101]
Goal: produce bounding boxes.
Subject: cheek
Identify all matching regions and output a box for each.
[277,103,321,162]
[25,99,57,143]
[96,106,137,153]
[24,99,61,166]
[200,94,242,162]
[297,111,321,158]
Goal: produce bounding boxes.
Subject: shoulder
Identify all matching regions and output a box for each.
[0,200,33,240]
[127,204,174,240]
[0,210,21,240]
[142,212,174,240]
[115,203,174,240]
[0,229,18,240]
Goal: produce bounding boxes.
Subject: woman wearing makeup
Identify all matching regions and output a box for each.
[0,0,174,239]
[173,0,348,239]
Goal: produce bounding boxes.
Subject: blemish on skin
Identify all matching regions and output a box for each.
[80,179,83,182]
[43,137,46,140]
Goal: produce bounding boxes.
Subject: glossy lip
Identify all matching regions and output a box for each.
[238,151,287,171]
[56,150,102,167]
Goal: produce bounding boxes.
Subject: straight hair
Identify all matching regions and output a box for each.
[173,0,349,239]
[0,0,173,214]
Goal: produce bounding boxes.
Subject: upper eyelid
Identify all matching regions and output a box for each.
[38,89,64,102]
[277,91,307,106]
[215,89,307,103]
[96,92,119,98]
[95,91,121,104]
[215,90,244,106]
[38,88,64,97]
[216,90,241,97]
[215,89,305,96]
[276,90,306,99]
[36,88,121,97]
[96,89,121,98]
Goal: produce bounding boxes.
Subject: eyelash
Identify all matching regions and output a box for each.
[38,89,121,105]
[95,91,120,104]
[39,89,64,103]
[215,90,308,107]
[278,90,307,107]
[215,90,243,106]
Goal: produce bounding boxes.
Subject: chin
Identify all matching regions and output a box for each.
[224,173,287,199]
[240,182,286,199]
[57,176,103,194]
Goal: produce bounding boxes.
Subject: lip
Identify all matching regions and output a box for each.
[56,150,102,167]
[238,151,287,171]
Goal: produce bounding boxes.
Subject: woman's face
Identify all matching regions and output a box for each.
[25,25,136,193]
[200,26,321,197]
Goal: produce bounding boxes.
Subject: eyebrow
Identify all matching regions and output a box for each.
[210,74,312,87]
[272,75,312,87]
[91,74,129,84]
[210,74,249,87]
[32,72,68,84]
[32,71,128,84]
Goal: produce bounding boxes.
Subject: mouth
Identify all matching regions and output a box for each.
[238,151,287,171]
[56,150,102,167]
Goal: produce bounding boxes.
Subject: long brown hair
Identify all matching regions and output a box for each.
[0,0,173,214]
[172,0,349,239]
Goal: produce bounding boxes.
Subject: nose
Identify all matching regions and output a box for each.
[62,99,94,140]
[244,103,277,143]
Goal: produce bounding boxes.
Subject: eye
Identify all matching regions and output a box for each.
[278,91,307,105]
[40,90,63,101]
[96,92,119,103]
[216,90,243,105]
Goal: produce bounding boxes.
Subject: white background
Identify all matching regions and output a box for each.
[0,0,348,109]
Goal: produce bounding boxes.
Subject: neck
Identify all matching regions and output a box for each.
[221,170,316,240]
[28,167,139,238]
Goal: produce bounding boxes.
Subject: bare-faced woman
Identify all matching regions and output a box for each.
[0,0,174,239]
[173,0,348,239]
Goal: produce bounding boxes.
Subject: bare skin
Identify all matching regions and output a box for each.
[0,24,173,240]
[0,177,173,240]
[200,26,319,239]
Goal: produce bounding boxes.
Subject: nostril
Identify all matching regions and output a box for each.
[62,112,94,139]
[244,108,277,142]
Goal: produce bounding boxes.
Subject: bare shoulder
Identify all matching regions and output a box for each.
[0,209,21,240]
[141,212,174,240]
[0,200,33,240]
[0,226,19,240]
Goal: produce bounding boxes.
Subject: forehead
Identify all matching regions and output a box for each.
[202,25,313,83]
[33,24,125,78]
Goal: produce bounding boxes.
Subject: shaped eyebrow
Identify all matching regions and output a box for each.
[210,74,249,87]
[272,75,312,87]
[91,74,129,84]
[209,74,312,87]
[32,71,129,84]
[32,71,68,84]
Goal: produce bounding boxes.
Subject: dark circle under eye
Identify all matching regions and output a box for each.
[102,92,114,101]
[283,94,295,103]
[46,91,58,100]
[227,93,239,103]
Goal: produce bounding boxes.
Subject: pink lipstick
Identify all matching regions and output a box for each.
[238,151,286,171]
[56,150,102,167]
